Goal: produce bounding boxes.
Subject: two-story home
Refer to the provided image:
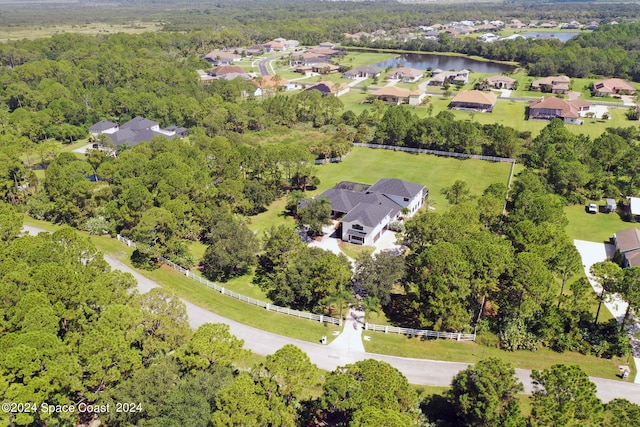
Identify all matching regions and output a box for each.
[314,178,427,246]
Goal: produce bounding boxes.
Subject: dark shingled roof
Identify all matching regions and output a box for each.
[89,120,118,133]
[615,228,640,253]
[341,202,394,228]
[120,116,159,132]
[367,178,425,199]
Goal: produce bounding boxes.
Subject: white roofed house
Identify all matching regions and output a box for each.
[314,179,427,246]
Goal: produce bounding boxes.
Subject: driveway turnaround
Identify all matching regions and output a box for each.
[21,226,640,403]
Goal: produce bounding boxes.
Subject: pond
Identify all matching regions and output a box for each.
[370,52,515,74]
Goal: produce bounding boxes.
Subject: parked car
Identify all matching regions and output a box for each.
[588,203,598,214]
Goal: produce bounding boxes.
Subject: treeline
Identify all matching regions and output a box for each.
[526,119,640,204]
[367,107,523,158]
[26,133,326,268]
[347,23,640,81]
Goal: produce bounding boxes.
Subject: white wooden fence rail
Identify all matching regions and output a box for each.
[352,143,515,164]
[116,234,475,341]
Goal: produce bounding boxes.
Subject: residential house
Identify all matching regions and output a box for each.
[562,21,581,29]
[585,21,599,30]
[207,65,252,80]
[90,116,188,148]
[449,90,498,112]
[592,78,637,96]
[613,228,640,267]
[318,42,336,49]
[304,81,349,97]
[479,33,499,43]
[307,47,343,57]
[89,120,118,138]
[387,67,424,83]
[316,178,427,246]
[272,38,299,50]
[483,75,517,90]
[530,76,571,94]
[342,65,382,79]
[371,86,426,106]
[311,63,340,74]
[252,75,301,96]
[263,41,284,52]
[510,19,526,29]
[244,45,265,56]
[428,69,469,86]
[528,96,591,124]
[203,50,241,66]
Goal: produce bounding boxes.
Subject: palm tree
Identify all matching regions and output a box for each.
[325,284,354,322]
[360,296,381,324]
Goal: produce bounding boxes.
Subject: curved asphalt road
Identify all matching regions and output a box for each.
[22,225,640,403]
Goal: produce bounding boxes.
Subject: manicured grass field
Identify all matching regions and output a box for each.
[339,51,397,68]
[308,146,514,211]
[363,332,635,380]
[564,203,638,243]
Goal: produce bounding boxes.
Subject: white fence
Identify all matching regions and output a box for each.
[115,234,475,341]
[116,234,342,326]
[364,323,476,341]
[352,143,515,164]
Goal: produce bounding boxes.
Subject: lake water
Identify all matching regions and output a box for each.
[519,32,579,42]
[371,53,515,74]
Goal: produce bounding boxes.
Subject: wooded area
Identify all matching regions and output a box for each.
[1,1,640,425]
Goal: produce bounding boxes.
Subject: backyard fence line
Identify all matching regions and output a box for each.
[115,235,476,341]
[352,143,516,164]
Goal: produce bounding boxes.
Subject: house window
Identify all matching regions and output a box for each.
[351,235,364,243]
[352,224,363,231]
[404,198,409,202]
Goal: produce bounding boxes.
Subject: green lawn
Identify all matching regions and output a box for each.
[363,332,635,380]
[308,147,514,211]
[338,240,375,260]
[564,203,637,243]
[338,51,397,68]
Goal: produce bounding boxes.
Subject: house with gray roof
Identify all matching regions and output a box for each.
[342,65,382,79]
[614,228,640,267]
[315,178,427,246]
[90,116,188,148]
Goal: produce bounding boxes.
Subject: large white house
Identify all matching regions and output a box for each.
[315,179,427,246]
